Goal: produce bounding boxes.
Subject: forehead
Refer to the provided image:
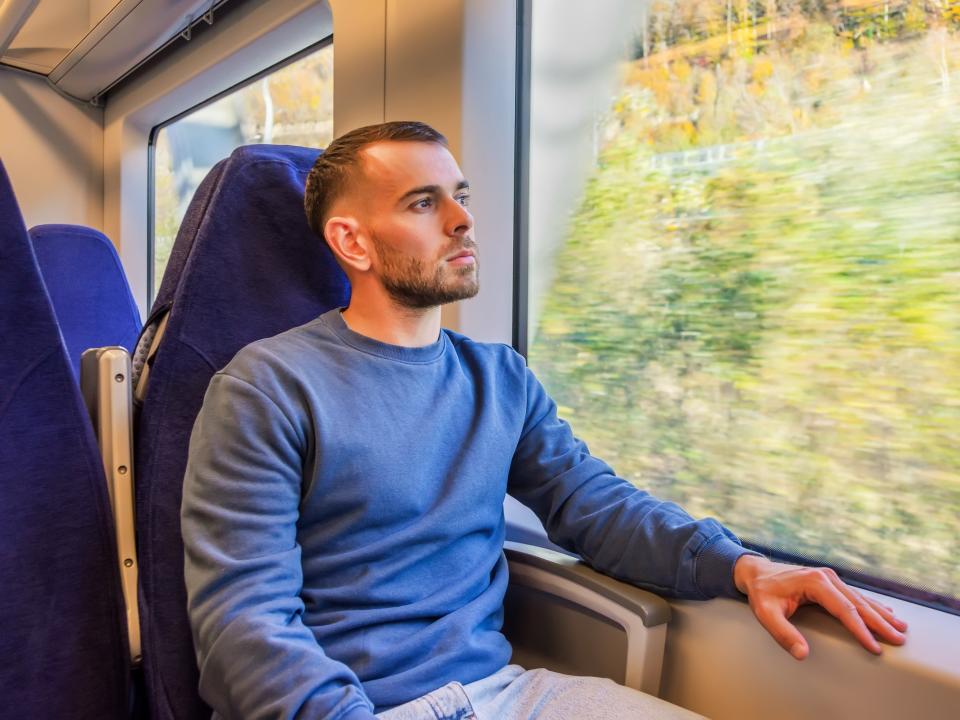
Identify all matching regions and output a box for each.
[358,141,464,199]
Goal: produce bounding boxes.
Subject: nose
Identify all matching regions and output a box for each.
[445,196,474,237]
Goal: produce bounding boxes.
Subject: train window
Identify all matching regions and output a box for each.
[150,41,333,297]
[521,1,959,611]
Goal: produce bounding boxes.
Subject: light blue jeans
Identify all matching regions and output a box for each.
[376,665,705,720]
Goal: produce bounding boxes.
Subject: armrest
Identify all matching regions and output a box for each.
[504,541,669,696]
[80,347,141,666]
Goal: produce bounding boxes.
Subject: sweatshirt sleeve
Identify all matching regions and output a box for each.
[507,366,760,600]
[181,372,377,720]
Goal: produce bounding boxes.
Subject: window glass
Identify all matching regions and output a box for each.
[152,42,333,295]
[525,1,959,609]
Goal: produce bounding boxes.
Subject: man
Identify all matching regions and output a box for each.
[181,121,907,720]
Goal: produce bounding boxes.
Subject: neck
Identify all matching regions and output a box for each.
[341,289,442,347]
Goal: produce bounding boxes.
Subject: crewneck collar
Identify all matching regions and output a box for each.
[320,308,448,364]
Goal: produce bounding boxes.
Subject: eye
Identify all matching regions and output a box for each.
[456,193,470,207]
[411,197,433,210]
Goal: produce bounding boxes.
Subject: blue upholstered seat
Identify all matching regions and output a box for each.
[30,224,142,379]
[134,144,349,720]
[0,162,131,716]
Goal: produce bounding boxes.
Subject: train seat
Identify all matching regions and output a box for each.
[0,161,132,717]
[29,224,141,379]
[133,144,350,720]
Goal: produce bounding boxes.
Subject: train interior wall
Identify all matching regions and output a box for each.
[0,68,103,231]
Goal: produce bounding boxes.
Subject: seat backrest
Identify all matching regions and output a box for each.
[134,144,349,720]
[30,224,142,379]
[0,162,131,717]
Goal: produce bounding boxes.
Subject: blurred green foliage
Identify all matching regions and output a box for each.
[530,1,960,600]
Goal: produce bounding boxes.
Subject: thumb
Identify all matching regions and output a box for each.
[754,601,809,660]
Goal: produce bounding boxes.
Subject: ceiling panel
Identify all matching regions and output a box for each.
[2,0,120,74]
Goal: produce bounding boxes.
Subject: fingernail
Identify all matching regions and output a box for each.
[790,643,806,659]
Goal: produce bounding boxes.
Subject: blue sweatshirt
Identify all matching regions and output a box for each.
[181,308,754,720]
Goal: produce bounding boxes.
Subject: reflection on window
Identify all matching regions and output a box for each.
[152,43,333,295]
[527,1,959,609]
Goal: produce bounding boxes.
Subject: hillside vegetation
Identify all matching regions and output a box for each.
[530,1,960,604]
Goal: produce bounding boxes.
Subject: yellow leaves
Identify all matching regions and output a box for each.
[672,58,693,82]
[697,71,718,106]
[627,65,673,106]
[752,57,775,83]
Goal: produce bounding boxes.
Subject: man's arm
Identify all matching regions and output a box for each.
[507,366,758,600]
[182,372,376,720]
[507,367,907,657]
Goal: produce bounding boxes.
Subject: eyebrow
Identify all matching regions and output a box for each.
[397,180,470,204]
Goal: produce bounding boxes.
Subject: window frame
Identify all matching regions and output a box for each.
[511,0,532,357]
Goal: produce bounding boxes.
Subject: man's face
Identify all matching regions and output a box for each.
[357,141,478,309]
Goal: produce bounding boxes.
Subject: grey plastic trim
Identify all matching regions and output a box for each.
[48,0,229,100]
[504,541,671,628]
[0,0,39,58]
[80,346,141,665]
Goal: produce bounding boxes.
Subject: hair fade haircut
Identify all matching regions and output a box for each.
[304,120,448,239]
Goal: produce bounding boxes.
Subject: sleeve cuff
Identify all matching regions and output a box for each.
[695,534,764,599]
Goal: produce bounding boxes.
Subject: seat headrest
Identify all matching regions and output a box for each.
[0,162,62,400]
[30,224,142,378]
[148,143,350,373]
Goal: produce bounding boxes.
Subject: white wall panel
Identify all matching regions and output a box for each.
[0,68,103,229]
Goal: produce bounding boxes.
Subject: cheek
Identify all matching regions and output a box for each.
[373,216,445,263]
[398,224,443,260]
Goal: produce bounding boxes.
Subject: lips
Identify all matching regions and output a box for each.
[446,241,477,266]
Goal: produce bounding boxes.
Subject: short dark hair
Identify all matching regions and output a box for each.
[304,120,448,239]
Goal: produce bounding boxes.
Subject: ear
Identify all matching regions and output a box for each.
[324,215,372,273]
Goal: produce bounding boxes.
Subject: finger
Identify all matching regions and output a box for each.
[819,570,907,633]
[863,596,908,634]
[753,600,809,660]
[846,592,907,646]
[807,580,882,654]
[822,573,908,644]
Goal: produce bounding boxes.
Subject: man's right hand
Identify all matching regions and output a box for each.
[733,554,908,660]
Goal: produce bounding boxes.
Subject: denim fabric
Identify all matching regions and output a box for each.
[377,682,477,720]
[376,666,705,720]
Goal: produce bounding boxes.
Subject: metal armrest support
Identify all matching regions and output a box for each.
[504,541,669,696]
[81,347,141,665]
